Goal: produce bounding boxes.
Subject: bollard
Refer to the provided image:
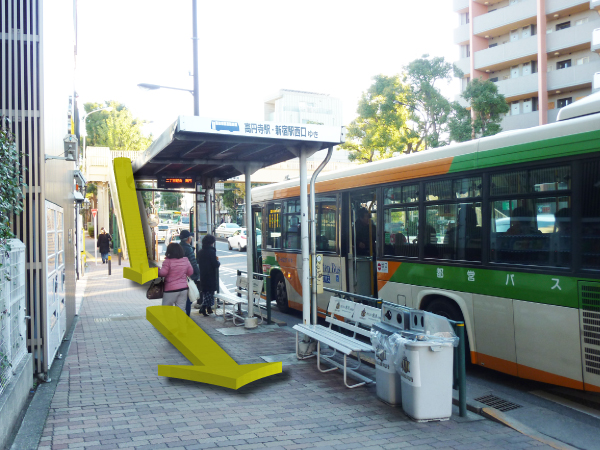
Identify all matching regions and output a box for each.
[108,254,111,276]
[118,248,122,265]
[266,275,272,325]
[456,323,467,417]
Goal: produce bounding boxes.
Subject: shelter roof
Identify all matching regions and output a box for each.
[132,116,345,181]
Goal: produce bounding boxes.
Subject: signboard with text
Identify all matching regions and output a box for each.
[158,176,195,190]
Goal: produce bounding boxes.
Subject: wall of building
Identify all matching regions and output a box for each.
[41,0,77,338]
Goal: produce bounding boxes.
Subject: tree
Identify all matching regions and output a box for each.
[222,183,244,212]
[161,192,182,210]
[84,101,153,151]
[403,55,458,151]
[341,75,412,163]
[448,78,509,142]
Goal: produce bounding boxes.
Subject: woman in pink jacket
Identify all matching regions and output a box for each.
[158,243,193,311]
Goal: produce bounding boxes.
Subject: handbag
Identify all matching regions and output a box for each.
[188,277,200,302]
[146,278,164,300]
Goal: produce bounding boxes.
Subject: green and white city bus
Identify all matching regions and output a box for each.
[250,93,600,392]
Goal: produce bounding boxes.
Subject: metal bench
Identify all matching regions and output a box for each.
[214,275,263,326]
[293,297,381,388]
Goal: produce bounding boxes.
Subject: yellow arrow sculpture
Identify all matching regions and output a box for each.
[146,306,282,389]
[113,157,157,284]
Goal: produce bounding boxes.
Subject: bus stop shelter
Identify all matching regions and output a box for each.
[131,115,345,327]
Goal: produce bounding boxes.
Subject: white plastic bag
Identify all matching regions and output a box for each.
[187,277,200,302]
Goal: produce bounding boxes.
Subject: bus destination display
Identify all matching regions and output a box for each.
[158,176,195,189]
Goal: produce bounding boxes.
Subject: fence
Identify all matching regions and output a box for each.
[0,240,27,395]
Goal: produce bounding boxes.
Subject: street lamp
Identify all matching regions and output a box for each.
[80,106,113,167]
[137,0,199,116]
[137,83,194,94]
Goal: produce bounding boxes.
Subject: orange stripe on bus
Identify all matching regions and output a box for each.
[272,158,454,199]
[474,352,586,391]
[377,261,402,291]
[584,383,600,393]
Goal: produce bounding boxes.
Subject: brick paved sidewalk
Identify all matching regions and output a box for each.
[38,257,554,450]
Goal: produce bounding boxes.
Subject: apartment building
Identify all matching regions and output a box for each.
[454,0,600,131]
[264,89,343,126]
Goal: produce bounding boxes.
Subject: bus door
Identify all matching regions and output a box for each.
[348,190,377,298]
[252,206,263,273]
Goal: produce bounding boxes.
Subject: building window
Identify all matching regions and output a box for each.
[532,97,538,112]
[489,77,499,83]
[556,21,571,31]
[556,60,571,70]
[557,97,573,108]
[466,44,470,57]
[489,43,498,48]
[532,61,538,74]
[575,18,589,26]
[576,57,589,65]
[465,12,469,24]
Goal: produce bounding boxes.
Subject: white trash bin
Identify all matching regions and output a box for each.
[393,334,457,422]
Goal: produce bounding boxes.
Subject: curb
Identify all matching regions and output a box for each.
[479,406,578,450]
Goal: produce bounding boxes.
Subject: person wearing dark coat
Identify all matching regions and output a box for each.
[197,234,220,317]
[179,229,200,316]
[97,228,112,263]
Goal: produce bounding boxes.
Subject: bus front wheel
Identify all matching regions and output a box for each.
[273,273,289,313]
[425,298,471,364]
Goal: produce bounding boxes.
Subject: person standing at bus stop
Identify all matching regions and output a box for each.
[197,234,220,317]
[179,229,200,316]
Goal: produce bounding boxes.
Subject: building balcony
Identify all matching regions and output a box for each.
[455,57,471,77]
[547,20,600,55]
[494,73,539,100]
[453,0,469,12]
[593,27,600,53]
[592,0,600,11]
[474,35,538,71]
[547,59,600,91]
[547,0,590,16]
[455,23,470,45]
[501,111,540,131]
[473,0,536,36]
[547,108,560,123]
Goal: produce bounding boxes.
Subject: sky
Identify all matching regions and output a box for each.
[76,0,459,138]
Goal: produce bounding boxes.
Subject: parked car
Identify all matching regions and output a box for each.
[215,222,242,238]
[227,228,262,251]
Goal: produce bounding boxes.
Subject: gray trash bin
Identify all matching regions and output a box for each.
[371,322,403,406]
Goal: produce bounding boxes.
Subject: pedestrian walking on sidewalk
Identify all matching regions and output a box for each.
[158,243,193,312]
[197,234,220,317]
[179,229,200,316]
[97,227,112,264]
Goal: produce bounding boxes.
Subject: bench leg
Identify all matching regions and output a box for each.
[295,331,315,360]
[343,354,366,389]
[316,342,338,374]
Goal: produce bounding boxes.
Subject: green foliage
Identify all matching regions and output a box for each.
[342,57,459,162]
[0,122,25,274]
[341,74,411,163]
[449,78,509,141]
[84,101,153,151]
[88,226,94,238]
[161,192,182,210]
[403,55,457,151]
[222,183,244,212]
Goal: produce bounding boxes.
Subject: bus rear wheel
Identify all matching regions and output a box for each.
[273,273,289,313]
[425,298,471,364]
